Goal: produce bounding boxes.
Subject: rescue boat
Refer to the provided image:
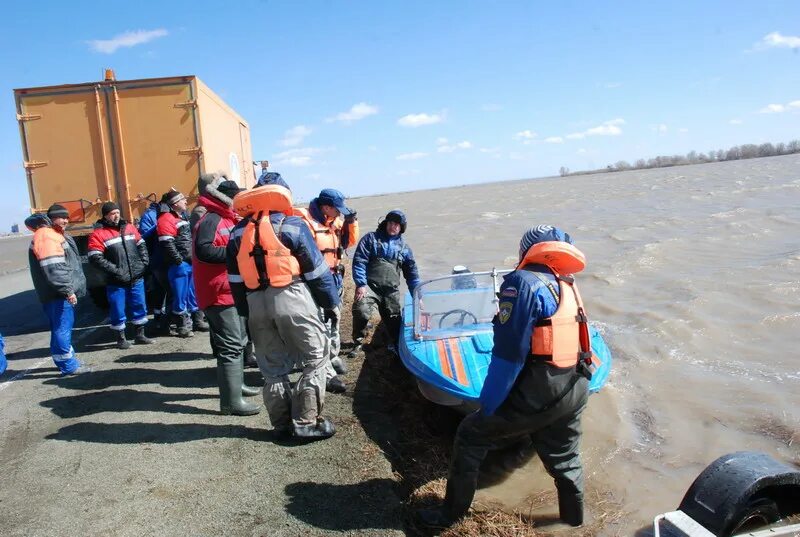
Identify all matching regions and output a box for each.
[398,267,612,411]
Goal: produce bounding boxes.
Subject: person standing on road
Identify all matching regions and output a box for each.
[24,204,88,375]
[416,225,592,530]
[138,197,170,333]
[295,188,359,393]
[350,210,420,357]
[157,189,208,338]
[192,180,261,416]
[87,202,154,349]
[227,184,340,440]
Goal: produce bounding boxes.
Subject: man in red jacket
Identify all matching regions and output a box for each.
[192,180,261,416]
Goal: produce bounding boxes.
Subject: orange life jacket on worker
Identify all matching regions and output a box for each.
[293,207,342,270]
[233,185,301,290]
[517,241,593,371]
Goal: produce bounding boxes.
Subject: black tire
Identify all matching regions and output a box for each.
[729,496,781,534]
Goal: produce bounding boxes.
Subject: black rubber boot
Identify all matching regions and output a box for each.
[243,341,257,368]
[293,417,336,440]
[218,358,261,416]
[558,491,584,527]
[176,313,193,338]
[346,343,363,359]
[134,325,155,345]
[415,507,455,531]
[415,472,475,530]
[192,310,209,332]
[326,376,346,393]
[115,329,131,350]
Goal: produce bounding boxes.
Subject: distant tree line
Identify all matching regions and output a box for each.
[559,139,800,177]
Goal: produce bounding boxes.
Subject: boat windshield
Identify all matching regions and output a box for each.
[413,269,512,340]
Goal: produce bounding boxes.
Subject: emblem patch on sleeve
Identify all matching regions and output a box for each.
[498,301,513,324]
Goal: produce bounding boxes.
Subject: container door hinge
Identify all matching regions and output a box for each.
[24,160,48,170]
[178,146,202,156]
[174,100,197,110]
[17,113,42,122]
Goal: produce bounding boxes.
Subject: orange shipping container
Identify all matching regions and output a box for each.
[13,73,255,237]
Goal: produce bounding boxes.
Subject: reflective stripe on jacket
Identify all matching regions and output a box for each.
[27,224,87,303]
[157,210,192,265]
[87,220,149,285]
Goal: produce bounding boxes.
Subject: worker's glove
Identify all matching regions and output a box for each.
[344,211,357,224]
[323,306,340,324]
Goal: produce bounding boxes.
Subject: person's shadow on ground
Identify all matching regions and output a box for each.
[284,478,403,532]
[41,389,218,418]
[45,421,267,444]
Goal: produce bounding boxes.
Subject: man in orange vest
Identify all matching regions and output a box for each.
[296,188,359,393]
[226,185,340,440]
[417,225,591,529]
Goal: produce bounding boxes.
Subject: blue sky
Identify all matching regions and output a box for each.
[1,1,798,230]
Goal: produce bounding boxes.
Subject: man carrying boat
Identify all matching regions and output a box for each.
[350,209,420,356]
[226,184,340,439]
[417,225,591,529]
[294,188,359,392]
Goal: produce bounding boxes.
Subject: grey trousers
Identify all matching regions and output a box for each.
[203,305,247,365]
[323,284,344,381]
[247,281,330,429]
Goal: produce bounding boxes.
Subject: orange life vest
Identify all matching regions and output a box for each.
[293,207,342,270]
[518,241,592,370]
[233,185,301,289]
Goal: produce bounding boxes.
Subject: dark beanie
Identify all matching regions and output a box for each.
[217,180,243,200]
[47,204,69,219]
[101,201,120,217]
[163,190,186,206]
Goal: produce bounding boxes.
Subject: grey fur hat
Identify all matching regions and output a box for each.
[199,171,233,206]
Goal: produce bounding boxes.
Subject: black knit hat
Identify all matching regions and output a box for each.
[47,204,69,219]
[101,201,120,217]
[216,180,244,200]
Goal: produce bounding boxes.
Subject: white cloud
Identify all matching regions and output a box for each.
[436,137,449,145]
[678,128,689,133]
[577,148,588,154]
[756,32,800,50]
[789,100,800,109]
[544,136,564,143]
[515,130,537,140]
[437,141,472,153]
[604,82,623,89]
[307,173,322,180]
[88,29,168,54]
[652,124,668,133]
[279,125,312,147]
[396,152,429,161]
[273,147,324,167]
[327,102,379,124]
[481,103,503,112]
[564,118,625,140]
[760,103,786,113]
[397,112,444,127]
[729,119,743,125]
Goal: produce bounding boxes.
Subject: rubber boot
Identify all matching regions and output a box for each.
[192,310,209,332]
[176,313,193,338]
[293,417,336,440]
[415,471,475,529]
[218,358,261,416]
[115,329,131,350]
[330,356,348,375]
[134,324,155,345]
[241,383,261,397]
[558,491,584,527]
[243,340,257,368]
[326,375,346,393]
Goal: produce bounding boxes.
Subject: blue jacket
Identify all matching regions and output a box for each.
[352,230,420,291]
[138,203,164,269]
[479,265,559,415]
[226,213,339,317]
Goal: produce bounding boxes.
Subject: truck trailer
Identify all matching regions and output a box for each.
[13,71,255,303]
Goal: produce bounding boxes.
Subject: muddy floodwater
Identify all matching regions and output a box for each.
[353,154,800,532]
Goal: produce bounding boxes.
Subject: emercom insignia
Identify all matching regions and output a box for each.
[498,301,513,324]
